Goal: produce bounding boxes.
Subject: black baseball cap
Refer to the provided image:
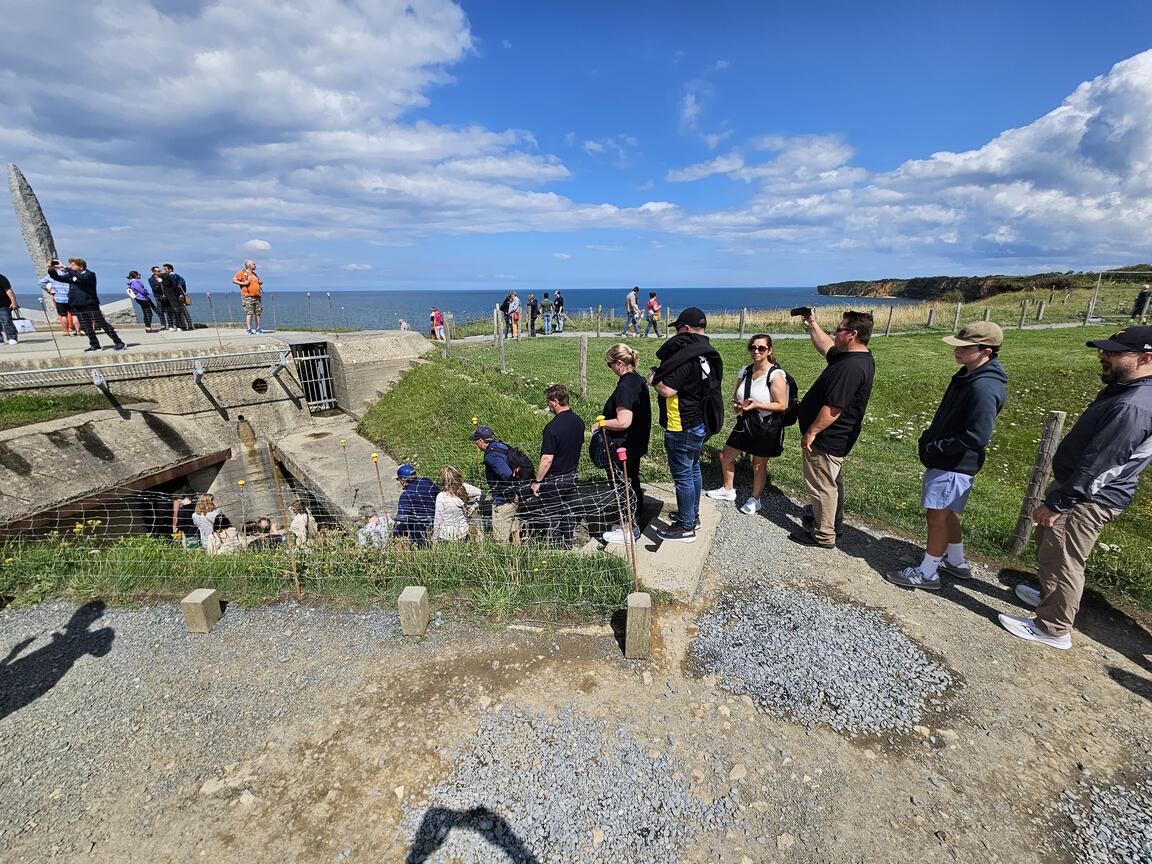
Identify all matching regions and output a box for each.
[672,307,707,329]
[1085,326,1152,352]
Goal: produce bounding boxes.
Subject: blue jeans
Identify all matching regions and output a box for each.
[542,312,552,335]
[664,424,706,530]
[621,311,639,335]
[643,316,662,338]
[555,313,564,332]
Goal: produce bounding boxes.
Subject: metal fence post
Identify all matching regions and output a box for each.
[1007,410,1067,556]
[444,312,453,357]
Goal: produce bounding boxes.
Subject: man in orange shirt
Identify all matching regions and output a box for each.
[232,259,264,334]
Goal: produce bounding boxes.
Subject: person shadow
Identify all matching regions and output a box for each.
[0,601,115,721]
[405,806,539,864]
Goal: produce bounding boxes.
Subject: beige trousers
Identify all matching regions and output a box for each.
[491,501,521,546]
[1034,501,1120,637]
[802,447,845,545]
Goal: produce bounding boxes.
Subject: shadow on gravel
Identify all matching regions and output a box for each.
[406,806,540,864]
[0,601,115,721]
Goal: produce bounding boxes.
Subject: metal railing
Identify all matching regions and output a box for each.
[0,349,291,391]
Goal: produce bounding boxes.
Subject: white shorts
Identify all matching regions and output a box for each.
[921,468,974,513]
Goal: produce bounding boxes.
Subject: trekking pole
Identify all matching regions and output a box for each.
[615,444,640,592]
[597,416,630,550]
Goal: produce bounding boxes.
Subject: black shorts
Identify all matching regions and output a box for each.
[725,422,784,458]
[54,302,70,316]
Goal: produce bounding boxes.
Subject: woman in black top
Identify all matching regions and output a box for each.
[598,343,652,543]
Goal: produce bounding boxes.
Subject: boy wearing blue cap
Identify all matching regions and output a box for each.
[392,464,439,546]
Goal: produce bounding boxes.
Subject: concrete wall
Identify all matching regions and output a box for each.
[326,331,432,418]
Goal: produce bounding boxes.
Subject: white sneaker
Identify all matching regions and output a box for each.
[602,527,640,545]
[6,339,16,345]
[704,487,736,502]
[997,613,1071,650]
[739,497,761,515]
[1014,584,1042,608]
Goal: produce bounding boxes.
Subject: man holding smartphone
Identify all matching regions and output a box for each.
[791,309,875,548]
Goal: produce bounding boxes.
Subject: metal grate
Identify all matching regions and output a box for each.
[290,343,336,411]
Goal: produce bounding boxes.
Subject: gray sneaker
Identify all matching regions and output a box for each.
[884,566,941,591]
[938,559,973,579]
[1014,584,1041,608]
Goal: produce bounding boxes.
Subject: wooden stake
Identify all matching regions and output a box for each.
[1007,411,1066,556]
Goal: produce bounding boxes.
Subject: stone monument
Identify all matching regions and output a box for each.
[7,163,58,276]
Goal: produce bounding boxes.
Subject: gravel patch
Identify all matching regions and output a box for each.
[0,600,401,858]
[401,705,735,863]
[1059,776,1152,864]
[690,586,955,736]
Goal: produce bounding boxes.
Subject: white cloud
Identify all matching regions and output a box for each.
[344,263,374,271]
[715,59,730,70]
[243,239,272,251]
[704,131,733,151]
[502,39,512,49]
[666,152,745,182]
[679,92,701,131]
[580,135,638,167]
[551,252,571,260]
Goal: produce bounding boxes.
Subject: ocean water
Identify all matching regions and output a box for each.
[177,287,915,332]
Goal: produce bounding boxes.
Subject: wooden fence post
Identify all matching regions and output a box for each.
[1007,411,1067,556]
[983,307,991,321]
[493,307,500,343]
[1018,299,1028,329]
[926,307,936,328]
[665,308,674,339]
[579,336,588,400]
[1036,300,1046,322]
[596,305,602,338]
[498,326,506,373]
[444,312,453,357]
[884,305,894,337]
[952,302,963,334]
[738,307,746,339]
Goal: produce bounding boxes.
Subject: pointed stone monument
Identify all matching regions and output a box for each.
[7,163,58,276]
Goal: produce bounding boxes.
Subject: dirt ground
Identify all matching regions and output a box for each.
[5,535,1146,864]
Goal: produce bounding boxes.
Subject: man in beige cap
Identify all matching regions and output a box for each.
[886,321,1007,590]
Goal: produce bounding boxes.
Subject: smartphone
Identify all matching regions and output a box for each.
[790,306,811,318]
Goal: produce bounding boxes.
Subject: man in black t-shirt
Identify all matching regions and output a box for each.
[791,310,876,548]
[530,383,585,547]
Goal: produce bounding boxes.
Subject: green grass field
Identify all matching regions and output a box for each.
[0,392,142,431]
[361,324,1152,609]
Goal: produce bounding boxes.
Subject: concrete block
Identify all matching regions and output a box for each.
[182,588,223,634]
[398,586,430,636]
[624,592,652,659]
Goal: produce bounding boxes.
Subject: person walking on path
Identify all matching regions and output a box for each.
[705,334,791,516]
[470,425,523,546]
[430,306,445,341]
[540,292,554,335]
[46,258,125,352]
[530,384,585,548]
[232,260,264,334]
[643,291,662,338]
[147,266,172,331]
[598,344,652,544]
[885,322,1008,591]
[163,264,193,330]
[39,270,80,336]
[621,286,642,337]
[391,464,440,547]
[790,310,875,548]
[1000,326,1152,650]
[526,293,540,337]
[126,271,159,332]
[508,292,521,340]
[554,290,565,333]
[649,307,723,543]
[499,293,514,338]
[0,273,19,345]
[1131,287,1150,321]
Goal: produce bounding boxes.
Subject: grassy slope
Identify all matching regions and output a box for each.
[362,326,1152,608]
[0,392,137,431]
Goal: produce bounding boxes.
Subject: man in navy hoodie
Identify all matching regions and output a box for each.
[1000,326,1152,650]
[46,258,125,352]
[886,322,1007,591]
[391,463,439,547]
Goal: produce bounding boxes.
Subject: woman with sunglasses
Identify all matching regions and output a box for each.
[705,333,789,514]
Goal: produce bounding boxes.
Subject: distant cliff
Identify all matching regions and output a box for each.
[817,266,1152,302]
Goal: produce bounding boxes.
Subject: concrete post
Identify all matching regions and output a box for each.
[398,586,429,636]
[182,588,223,633]
[624,592,651,659]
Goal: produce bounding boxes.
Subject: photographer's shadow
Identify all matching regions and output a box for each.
[0,601,115,721]
[406,806,539,864]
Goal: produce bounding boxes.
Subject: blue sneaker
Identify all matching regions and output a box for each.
[245,328,254,335]
[255,328,264,334]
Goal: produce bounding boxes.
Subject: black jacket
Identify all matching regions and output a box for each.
[47,268,100,307]
[918,358,1008,475]
[1047,376,1152,512]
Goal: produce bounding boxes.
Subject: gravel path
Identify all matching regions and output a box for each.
[1059,776,1152,864]
[0,600,400,858]
[400,705,735,864]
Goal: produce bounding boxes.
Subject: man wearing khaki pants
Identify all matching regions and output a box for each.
[790,310,876,548]
[1000,326,1152,650]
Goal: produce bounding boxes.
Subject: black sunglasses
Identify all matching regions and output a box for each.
[748,345,769,352]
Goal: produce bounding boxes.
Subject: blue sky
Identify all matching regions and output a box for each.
[1,0,1150,293]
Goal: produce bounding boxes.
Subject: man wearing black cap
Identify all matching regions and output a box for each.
[791,309,875,548]
[1000,326,1152,650]
[648,307,723,542]
[470,425,522,545]
[886,322,1008,590]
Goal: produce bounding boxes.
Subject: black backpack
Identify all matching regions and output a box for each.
[499,297,511,314]
[654,340,725,440]
[493,441,535,479]
[770,364,800,426]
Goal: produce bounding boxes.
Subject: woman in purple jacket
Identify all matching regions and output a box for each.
[126,271,158,332]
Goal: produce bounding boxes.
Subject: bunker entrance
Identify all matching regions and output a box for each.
[290,343,337,412]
